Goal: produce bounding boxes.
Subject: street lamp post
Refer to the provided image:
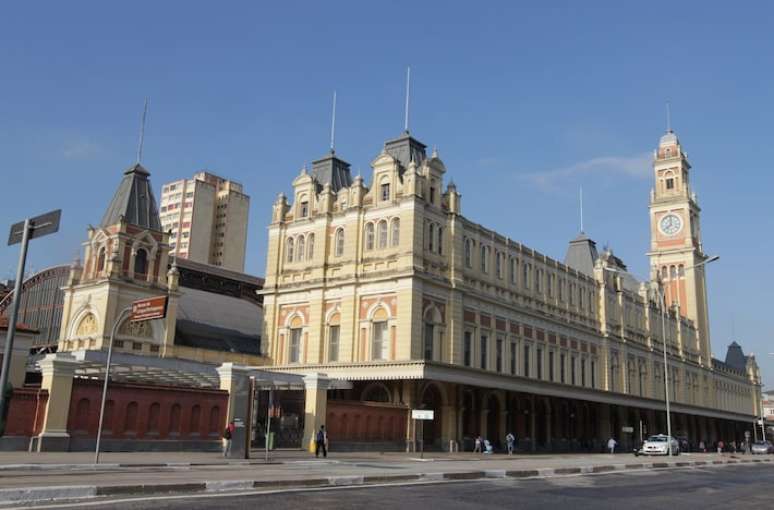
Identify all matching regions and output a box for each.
[656,256,719,455]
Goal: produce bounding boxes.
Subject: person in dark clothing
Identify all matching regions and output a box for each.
[315,425,328,458]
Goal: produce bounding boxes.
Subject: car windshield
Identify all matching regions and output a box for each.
[647,436,668,442]
[754,442,769,446]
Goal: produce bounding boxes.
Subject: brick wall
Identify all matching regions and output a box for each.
[67,379,228,440]
[327,401,407,442]
[4,388,48,436]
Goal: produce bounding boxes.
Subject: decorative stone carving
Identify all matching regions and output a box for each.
[75,313,98,336]
[119,319,153,338]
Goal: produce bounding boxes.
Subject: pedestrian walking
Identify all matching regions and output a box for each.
[505,432,515,455]
[717,440,724,454]
[607,437,617,454]
[698,440,705,453]
[222,420,236,457]
[474,435,483,453]
[315,425,328,458]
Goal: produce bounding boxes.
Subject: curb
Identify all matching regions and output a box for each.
[1,457,771,505]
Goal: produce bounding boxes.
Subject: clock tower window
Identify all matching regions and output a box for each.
[666,178,675,190]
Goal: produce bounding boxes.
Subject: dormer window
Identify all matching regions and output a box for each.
[134,248,148,279]
[381,183,390,202]
[300,201,309,218]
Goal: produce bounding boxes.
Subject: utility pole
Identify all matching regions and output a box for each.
[1,210,61,432]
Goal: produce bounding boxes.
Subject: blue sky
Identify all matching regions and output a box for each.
[2,2,773,387]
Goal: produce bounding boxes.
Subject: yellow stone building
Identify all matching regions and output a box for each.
[263,129,762,452]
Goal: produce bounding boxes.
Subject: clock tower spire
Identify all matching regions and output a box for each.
[648,127,712,364]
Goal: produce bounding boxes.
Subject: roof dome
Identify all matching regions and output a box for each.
[659,130,679,147]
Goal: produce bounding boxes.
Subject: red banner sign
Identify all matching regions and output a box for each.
[131,296,168,322]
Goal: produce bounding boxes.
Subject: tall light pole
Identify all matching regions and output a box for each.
[656,255,719,455]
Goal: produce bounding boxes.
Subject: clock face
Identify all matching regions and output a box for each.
[659,213,683,236]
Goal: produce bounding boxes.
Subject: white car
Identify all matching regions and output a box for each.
[638,434,680,456]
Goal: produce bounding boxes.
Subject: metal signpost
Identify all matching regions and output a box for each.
[94,296,168,463]
[411,409,434,459]
[1,210,61,431]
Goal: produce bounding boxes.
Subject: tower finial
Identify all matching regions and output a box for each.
[404,66,411,133]
[136,97,149,164]
[330,90,337,153]
[580,186,584,233]
[666,100,672,133]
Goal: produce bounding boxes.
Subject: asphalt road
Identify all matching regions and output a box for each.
[82,464,774,510]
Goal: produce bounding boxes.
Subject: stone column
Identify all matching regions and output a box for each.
[598,403,612,441]
[479,406,489,441]
[36,354,80,451]
[530,396,537,452]
[216,363,252,424]
[442,404,456,451]
[302,374,331,451]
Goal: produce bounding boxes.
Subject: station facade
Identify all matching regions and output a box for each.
[262,128,762,452]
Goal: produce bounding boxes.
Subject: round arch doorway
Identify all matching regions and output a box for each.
[419,383,443,450]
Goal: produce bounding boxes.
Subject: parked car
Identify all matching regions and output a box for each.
[636,434,680,456]
[751,441,773,455]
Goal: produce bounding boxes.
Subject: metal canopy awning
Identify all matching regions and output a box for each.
[30,351,352,391]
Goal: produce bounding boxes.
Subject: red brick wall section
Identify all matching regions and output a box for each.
[66,379,228,440]
[5,388,48,436]
[327,401,407,443]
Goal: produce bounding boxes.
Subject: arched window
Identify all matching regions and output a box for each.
[334,228,345,257]
[365,223,375,251]
[428,223,435,252]
[307,234,314,260]
[378,220,388,249]
[464,239,473,268]
[297,235,305,261]
[423,306,441,361]
[74,398,90,433]
[328,312,341,362]
[97,247,106,275]
[437,226,443,255]
[209,406,221,434]
[289,326,302,363]
[134,248,148,277]
[286,238,294,263]
[103,400,114,434]
[371,307,389,360]
[495,252,502,279]
[480,245,489,273]
[190,405,201,436]
[391,218,400,247]
[124,402,138,434]
[670,265,677,278]
[169,404,181,436]
[148,402,161,433]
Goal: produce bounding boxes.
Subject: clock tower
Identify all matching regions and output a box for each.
[647,129,712,364]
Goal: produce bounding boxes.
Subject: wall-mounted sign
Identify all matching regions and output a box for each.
[412,409,434,421]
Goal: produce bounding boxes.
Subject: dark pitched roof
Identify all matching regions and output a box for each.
[384,131,427,170]
[724,341,747,372]
[564,232,599,277]
[174,319,261,356]
[101,163,161,230]
[310,150,352,192]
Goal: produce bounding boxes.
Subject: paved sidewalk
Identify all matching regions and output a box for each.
[0,450,770,491]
